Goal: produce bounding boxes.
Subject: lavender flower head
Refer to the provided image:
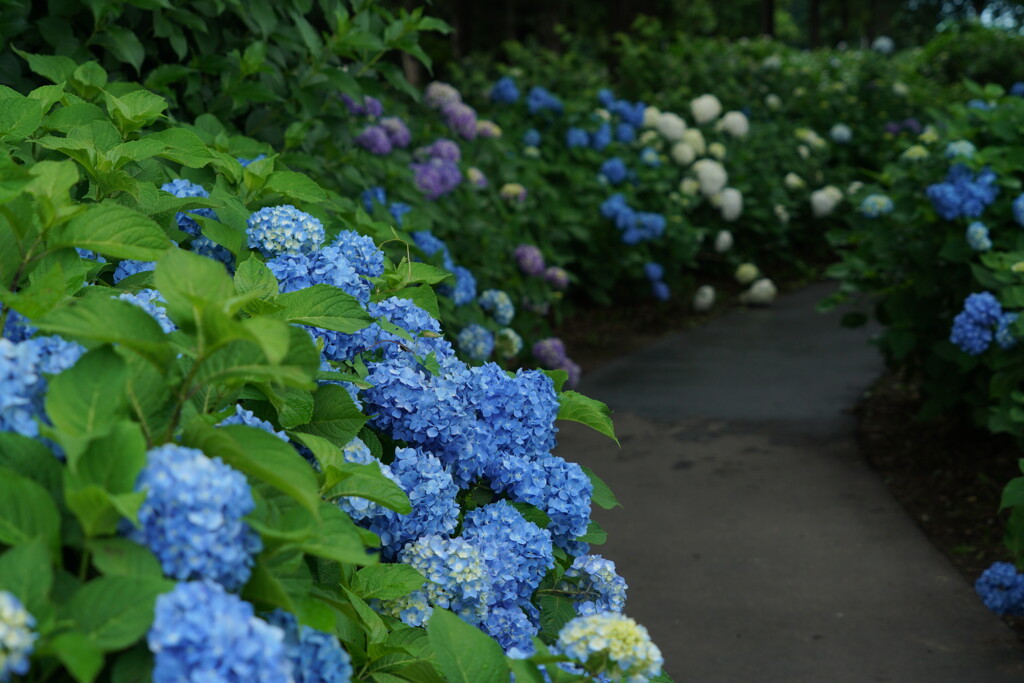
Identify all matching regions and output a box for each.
[356,125,393,155]
[533,337,567,368]
[411,158,463,200]
[515,244,546,276]
[425,81,462,110]
[416,139,461,162]
[545,266,569,290]
[466,167,489,188]
[341,94,384,117]
[442,101,478,140]
[380,116,411,148]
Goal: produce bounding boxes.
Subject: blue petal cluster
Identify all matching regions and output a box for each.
[238,154,267,168]
[0,590,36,682]
[398,535,492,624]
[388,202,412,226]
[0,335,84,440]
[361,186,387,213]
[1014,194,1024,227]
[996,312,1019,350]
[148,581,290,683]
[975,562,1024,616]
[129,444,262,590]
[331,230,385,279]
[218,404,288,441]
[949,291,1005,355]
[264,610,353,683]
[490,76,520,103]
[457,324,494,361]
[522,129,541,148]
[481,606,537,658]
[965,222,992,251]
[118,289,176,333]
[333,437,401,522]
[113,259,156,284]
[566,127,589,148]
[599,157,628,185]
[526,86,563,115]
[191,236,235,270]
[615,123,637,144]
[268,244,369,302]
[247,205,326,257]
[606,96,646,127]
[161,178,217,238]
[590,123,612,151]
[926,164,999,220]
[479,289,515,325]
[437,265,477,306]
[639,147,660,167]
[600,194,665,244]
[559,554,628,616]
[0,308,34,342]
[462,500,554,608]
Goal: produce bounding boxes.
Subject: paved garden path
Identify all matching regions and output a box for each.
[554,282,1024,682]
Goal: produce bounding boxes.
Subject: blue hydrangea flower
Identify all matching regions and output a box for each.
[247,205,325,258]
[218,404,288,441]
[490,76,520,103]
[966,222,992,251]
[0,335,84,441]
[643,262,664,282]
[76,247,106,263]
[267,244,369,302]
[331,230,385,279]
[526,86,563,115]
[332,437,402,522]
[975,562,1024,616]
[556,612,664,682]
[397,535,492,625]
[161,178,217,238]
[591,123,612,151]
[118,289,176,333]
[996,312,1019,350]
[191,236,234,270]
[462,500,554,608]
[0,591,37,682]
[1,308,35,342]
[1011,82,1024,97]
[388,202,412,227]
[479,289,515,325]
[566,127,589,148]
[522,129,542,148]
[968,99,993,111]
[599,157,628,185]
[615,123,636,144]
[412,231,454,269]
[238,154,267,168]
[361,186,387,213]
[950,291,1004,355]
[640,147,660,167]
[609,99,646,127]
[859,193,894,218]
[926,165,1000,221]
[1013,194,1024,227]
[652,281,671,302]
[481,606,537,658]
[438,265,477,305]
[457,324,494,361]
[558,554,628,616]
[113,259,156,284]
[264,610,353,683]
[129,444,262,590]
[148,581,290,683]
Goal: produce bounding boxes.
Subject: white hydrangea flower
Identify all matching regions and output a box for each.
[798,145,810,159]
[829,123,852,143]
[679,177,701,196]
[892,81,909,97]
[847,180,864,195]
[642,106,661,128]
[719,187,743,222]
[901,144,929,161]
[692,159,727,197]
[740,278,778,305]
[656,112,687,141]
[735,263,759,284]
[670,142,696,166]
[774,204,790,224]
[872,35,895,54]
[714,229,733,253]
[681,128,706,155]
[690,94,722,125]
[764,93,782,110]
[708,142,727,160]
[810,186,843,217]
[718,111,749,138]
[638,130,659,146]
[784,172,805,190]
[693,285,716,311]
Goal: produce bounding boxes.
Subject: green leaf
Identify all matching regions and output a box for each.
[264,171,327,203]
[391,285,440,320]
[235,258,280,300]
[0,539,53,619]
[300,503,378,566]
[508,502,551,529]
[274,284,373,333]
[146,128,212,168]
[540,370,568,392]
[154,248,235,320]
[352,564,425,601]
[0,467,61,553]
[183,422,321,516]
[69,576,173,651]
[35,293,172,367]
[49,631,105,683]
[257,383,314,429]
[292,384,368,448]
[557,391,618,445]
[581,466,620,510]
[1001,476,1024,510]
[51,203,171,260]
[0,432,63,499]
[322,462,411,514]
[341,586,388,643]
[0,97,43,142]
[87,538,162,578]
[94,26,146,73]
[537,592,577,642]
[428,608,507,683]
[13,48,77,84]
[45,347,129,441]
[576,520,606,545]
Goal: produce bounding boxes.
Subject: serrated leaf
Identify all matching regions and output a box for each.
[51,203,170,260]
[352,564,425,601]
[69,576,173,651]
[292,384,368,447]
[557,391,618,445]
[428,608,507,683]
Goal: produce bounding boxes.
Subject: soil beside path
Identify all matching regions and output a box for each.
[554,283,1024,682]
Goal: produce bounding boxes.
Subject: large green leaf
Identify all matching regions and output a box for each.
[87,538,162,578]
[580,466,620,510]
[48,631,105,683]
[557,391,618,445]
[322,462,411,514]
[68,576,173,651]
[45,347,129,442]
[292,384,368,447]
[50,203,170,260]
[428,609,507,683]
[153,248,234,326]
[0,467,61,553]
[352,564,425,601]
[300,503,379,566]
[274,284,373,334]
[0,539,53,619]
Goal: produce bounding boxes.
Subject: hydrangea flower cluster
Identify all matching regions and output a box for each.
[341,94,383,117]
[490,76,519,103]
[118,289,176,333]
[161,178,217,238]
[479,289,515,325]
[975,562,1024,616]
[859,193,894,218]
[544,266,569,290]
[945,140,977,159]
[441,101,478,140]
[559,554,628,616]
[565,127,590,148]
[218,404,289,441]
[966,221,992,251]
[526,86,563,115]
[411,157,462,200]
[480,605,537,658]
[499,183,528,203]
[0,591,36,682]
[247,205,325,257]
[379,116,411,148]
[829,123,852,143]
[264,610,353,683]
[472,363,560,467]
[599,157,628,185]
[532,337,581,388]
[495,327,524,359]
[600,194,666,245]
[355,125,393,155]
[1013,193,1024,227]
[556,612,664,682]
[457,324,494,360]
[113,258,157,284]
[949,291,1017,355]
[926,164,999,221]
[424,81,461,110]
[331,437,400,522]
[514,244,546,276]
[397,535,492,624]
[643,262,669,302]
[0,335,84,440]
[238,153,267,168]
[148,581,290,683]
[129,444,262,590]
[466,167,488,188]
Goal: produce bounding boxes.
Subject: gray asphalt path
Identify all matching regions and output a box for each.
[555,283,1024,682]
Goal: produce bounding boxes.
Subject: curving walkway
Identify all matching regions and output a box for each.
[555,283,1024,682]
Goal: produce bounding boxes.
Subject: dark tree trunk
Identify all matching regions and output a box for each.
[761,0,775,37]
